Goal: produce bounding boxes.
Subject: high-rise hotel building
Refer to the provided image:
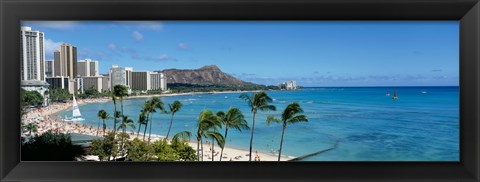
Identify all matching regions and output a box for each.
[150,72,167,91]
[20,26,45,81]
[54,43,77,79]
[109,65,132,93]
[45,60,54,77]
[78,59,99,77]
[131,71,151,91]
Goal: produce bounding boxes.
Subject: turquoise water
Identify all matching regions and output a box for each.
[60,87,459,161]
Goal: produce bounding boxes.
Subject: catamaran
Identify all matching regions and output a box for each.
[64,96,85,122]
[392,89,398,100]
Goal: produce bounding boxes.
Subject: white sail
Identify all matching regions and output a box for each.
[72,96,82,117]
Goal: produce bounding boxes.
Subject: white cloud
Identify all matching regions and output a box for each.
[178,43,190,50]
[159,54,169,60]
[107,43,117,51]
[44,39,63,60]
[132,31,143,42]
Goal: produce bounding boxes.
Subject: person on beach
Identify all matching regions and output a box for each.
[254,150,260,161]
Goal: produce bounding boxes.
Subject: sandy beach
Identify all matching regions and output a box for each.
[126,90,262,100]
[21,92,292,161]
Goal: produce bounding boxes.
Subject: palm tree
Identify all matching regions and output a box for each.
[98,110,110,136]
[239,91,276,161]
[144,97,165,142]
[136,111,148,138]
[113,85,129,136]
[152,97,166,139]
[111,94,118,136]
[205,130,225,161]
[118,115,136,135]
[113,85,129,114]
[114,111,122,134]
[216,107,249,161]
[266,102,308,161]
[141,101,151,141]
[165,100,183,140]
[23,123,38,136]
[118,115,136,156]
[172,130,192,143]
[196,110,222,161]
[97,110,106,136]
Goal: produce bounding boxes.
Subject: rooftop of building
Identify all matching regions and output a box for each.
[21,80,50,86]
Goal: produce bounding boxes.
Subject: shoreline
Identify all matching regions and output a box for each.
[125,90,263,100]
[22,91,292,161]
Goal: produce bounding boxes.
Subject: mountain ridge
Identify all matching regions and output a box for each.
[157,65,257,86]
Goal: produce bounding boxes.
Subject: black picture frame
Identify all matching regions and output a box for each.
[1,0,479,181]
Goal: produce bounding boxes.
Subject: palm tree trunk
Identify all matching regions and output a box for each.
[249,111,257,161]
[148,114,153,142]
[165,114,174,140]
[212,138,215,161]
[120,98,124,116]
[137,123,141,138]
[220,127,229,161]
[143,121,148,141]
[197,138,200,161]
[200,137,204,161]
[113,104,117,137]
[102,119,106,136]
[96,119,100,136]
[278,124,286,161]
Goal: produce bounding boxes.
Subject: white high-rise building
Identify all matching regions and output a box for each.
[77,59,99,77]
[150,72,167,91]
[109,65,126,89]
[82,76,103,93]
[20,26,45,81]
[109,65,131,94]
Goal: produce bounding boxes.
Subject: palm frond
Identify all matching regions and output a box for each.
[204,131,225,149]
[239,93,253,110]
[266,115,281,126]
[287,115,308,124]
[173,131,192,142]
[259,104,276,112]
[282,102,303,121]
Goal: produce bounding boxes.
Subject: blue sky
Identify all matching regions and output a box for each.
[22,21,459,87]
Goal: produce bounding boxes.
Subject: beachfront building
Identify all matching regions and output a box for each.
[109,65,132,94]
[77,59,99,77]
[280,80,298,90]
[131,71,151,91]
[69,77,83,95]
[21,80,50,106]
[150,72,167,91]
[125,67,133,87]
[46,76,69,90]
[45,60,54,77]
[45,76,82,95]
[82,76,103,93]
[20,26,45,81]
[54,43,78,79]
[101,75,110,92]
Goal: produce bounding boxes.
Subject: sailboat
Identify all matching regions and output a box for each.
[386,89,390,96]
[64,96,85,122]
[392,89,398,100]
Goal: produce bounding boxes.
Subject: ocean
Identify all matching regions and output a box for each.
[59,86,459,161]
